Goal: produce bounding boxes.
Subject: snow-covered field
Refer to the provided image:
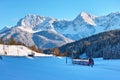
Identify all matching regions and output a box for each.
[0,56,120,80]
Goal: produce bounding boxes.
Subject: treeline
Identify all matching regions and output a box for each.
[0,37,25,45]
[44,30,120,59]
[28,45,42,53]
[0,38,42,53]
[44,48,65,56]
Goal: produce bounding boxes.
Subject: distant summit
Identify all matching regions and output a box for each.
[15,14,57,32]
[74,12,96,25]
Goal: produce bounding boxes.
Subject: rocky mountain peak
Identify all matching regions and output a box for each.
[74,12,96,26]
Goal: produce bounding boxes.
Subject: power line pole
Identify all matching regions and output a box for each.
[66,54,67,64]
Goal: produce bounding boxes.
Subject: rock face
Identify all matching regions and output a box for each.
[0,12,120,49]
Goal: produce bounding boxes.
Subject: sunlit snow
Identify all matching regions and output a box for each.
[0,57,120,80]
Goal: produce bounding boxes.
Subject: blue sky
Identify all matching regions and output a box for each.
[0,0,120,29]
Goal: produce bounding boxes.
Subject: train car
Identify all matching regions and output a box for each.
[72,58,94,67]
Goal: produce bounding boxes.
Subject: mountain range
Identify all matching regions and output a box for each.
[0,12,120,49]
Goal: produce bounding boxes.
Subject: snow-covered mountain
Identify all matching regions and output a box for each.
[54,12,120,40]
[94,12,120,33]
[0,14,73,49]
[53,12,96,40]
[0,12,120,49]
[0,27,72,49]
[15,14,58,32]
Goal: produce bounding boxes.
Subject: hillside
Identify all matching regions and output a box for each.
[45,30,120,59]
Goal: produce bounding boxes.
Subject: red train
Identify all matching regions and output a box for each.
[72,58,94,67]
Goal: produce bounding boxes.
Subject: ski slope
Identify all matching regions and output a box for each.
[0,57,120,80]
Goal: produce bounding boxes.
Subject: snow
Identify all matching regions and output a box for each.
[0,57,120,80]
[16,14,57,33]
[18,26,34,33]
[0,26,10,33]
[0,44,52,57]
[80,12,96,26]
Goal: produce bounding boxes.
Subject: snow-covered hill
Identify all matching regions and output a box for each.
[0,44,51,56]
[0,12,120,49]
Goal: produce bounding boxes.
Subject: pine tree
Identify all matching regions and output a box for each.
[54,48,60,56]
